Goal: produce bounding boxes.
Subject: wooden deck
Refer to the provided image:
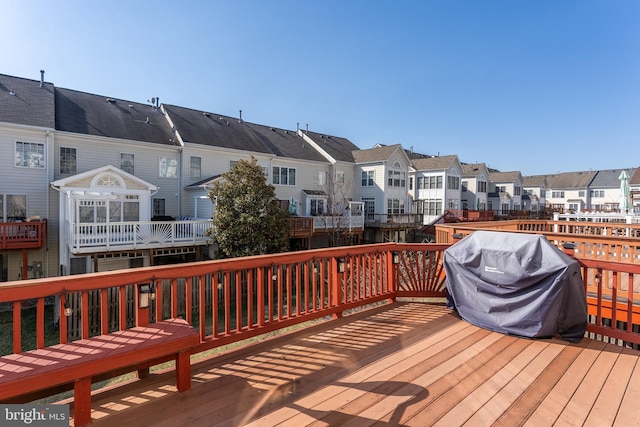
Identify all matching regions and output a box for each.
[82,302,640,427]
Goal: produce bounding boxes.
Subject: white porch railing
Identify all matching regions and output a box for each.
[312,214,364,232]
[69,220,212,254]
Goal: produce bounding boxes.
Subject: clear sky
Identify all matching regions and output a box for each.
[2,0,638,176]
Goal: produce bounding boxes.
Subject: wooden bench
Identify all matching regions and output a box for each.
[0,318,200,426]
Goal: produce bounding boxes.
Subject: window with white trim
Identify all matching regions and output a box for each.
[387,199,405,214]
[272,166,296,186]
[153,199,166,216]
[310,199,326,216]
[60,147,77,174]
[159,157,178,178]
[120,153,134,175]
[0,194,27,221]
[16,142,45,168]
[190,156,201,179]
[362,198,375,219]
[447,176,460,190]
[361,170,375,186]
[387,171,406,188]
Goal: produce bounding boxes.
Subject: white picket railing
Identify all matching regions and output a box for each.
[69,220,212,253]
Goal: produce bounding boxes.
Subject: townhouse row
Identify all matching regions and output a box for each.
[1,71,637,281]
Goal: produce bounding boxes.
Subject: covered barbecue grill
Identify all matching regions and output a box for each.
[444,231,587,342]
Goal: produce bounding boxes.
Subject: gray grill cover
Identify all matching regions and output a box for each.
[444,231,587,342]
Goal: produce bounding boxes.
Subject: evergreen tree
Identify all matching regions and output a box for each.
[209,157,290,258]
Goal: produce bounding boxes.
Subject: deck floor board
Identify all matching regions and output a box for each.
[84,302,640,427]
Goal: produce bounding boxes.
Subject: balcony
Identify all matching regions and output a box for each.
[1,240,638,425]
[68,219,211,254]
[289,215,365,237]
[0,220,46,249]
[366,213,423,229]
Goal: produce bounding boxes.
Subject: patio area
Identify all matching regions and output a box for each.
[84,302,640,426]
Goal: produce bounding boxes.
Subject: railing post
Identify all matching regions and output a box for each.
[386,250,396,296]
[331,257,342,318]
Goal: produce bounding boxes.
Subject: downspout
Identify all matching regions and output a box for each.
[45,129,52,277]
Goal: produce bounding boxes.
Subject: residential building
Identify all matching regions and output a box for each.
[488,171,524,214]
[586,168,636,213]
[409,154,463,224]
[522,175,548,212]
[544,171,597,213]
[352,144,414,243]
[461,162,491,211]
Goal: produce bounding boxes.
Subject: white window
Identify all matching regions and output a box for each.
[190,156,201,179]
[477,181,487,193]
[120,153,134,175]
[159,157,177,178]
[387,171,406,188]
[387,199,405,214]
[336,170,345,184]
[16,142,45,168]
[272,166,296,186]
[417,199,442,216]
[153,199,166,216]
[362,198,375,219]
[60,147,77,174]
[310,199,326,216]
[1,194,27,221]
[447,176,460,190]
[361,170,375,186]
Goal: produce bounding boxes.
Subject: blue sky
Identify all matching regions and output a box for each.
[2,1,639,176]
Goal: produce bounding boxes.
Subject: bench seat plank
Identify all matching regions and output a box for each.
[0,318,199,401]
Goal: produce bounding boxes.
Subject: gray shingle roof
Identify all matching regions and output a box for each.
[163,105,329,162]
[0,73,55,128]
[490,171,523,183]
[55,88,176,145]
[461,163,487,175]
[630,168,640,186]
[589,168,636,188]
[522,175,548,187]
[545,171,597,189]
[352,144,403,164]
[411,155,458,171]
[303,130,360,163]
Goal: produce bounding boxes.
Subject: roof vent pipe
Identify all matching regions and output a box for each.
[239,109,242,123]
[297,122,299,132]
[305,123,308,134]
[40,70,45,88]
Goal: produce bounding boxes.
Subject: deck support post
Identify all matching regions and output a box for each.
[73,377,92,427]
[175,350,192,392]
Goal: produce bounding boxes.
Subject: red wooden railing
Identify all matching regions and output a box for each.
[1,241,639,403]
[0,220,46,249]
[578,258,640,345]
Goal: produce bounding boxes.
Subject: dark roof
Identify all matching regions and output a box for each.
[303,130,360,163]
[630,168,640,186]
[589,168,636,188]
[185,174,223,189]
[55,88,177,145]
[0,73,55,128]
[163,105,328,162]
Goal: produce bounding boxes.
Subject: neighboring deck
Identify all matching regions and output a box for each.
[84,302,640,427]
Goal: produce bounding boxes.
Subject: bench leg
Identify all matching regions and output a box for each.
[175,350,192,392]
[73,377,92,427]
